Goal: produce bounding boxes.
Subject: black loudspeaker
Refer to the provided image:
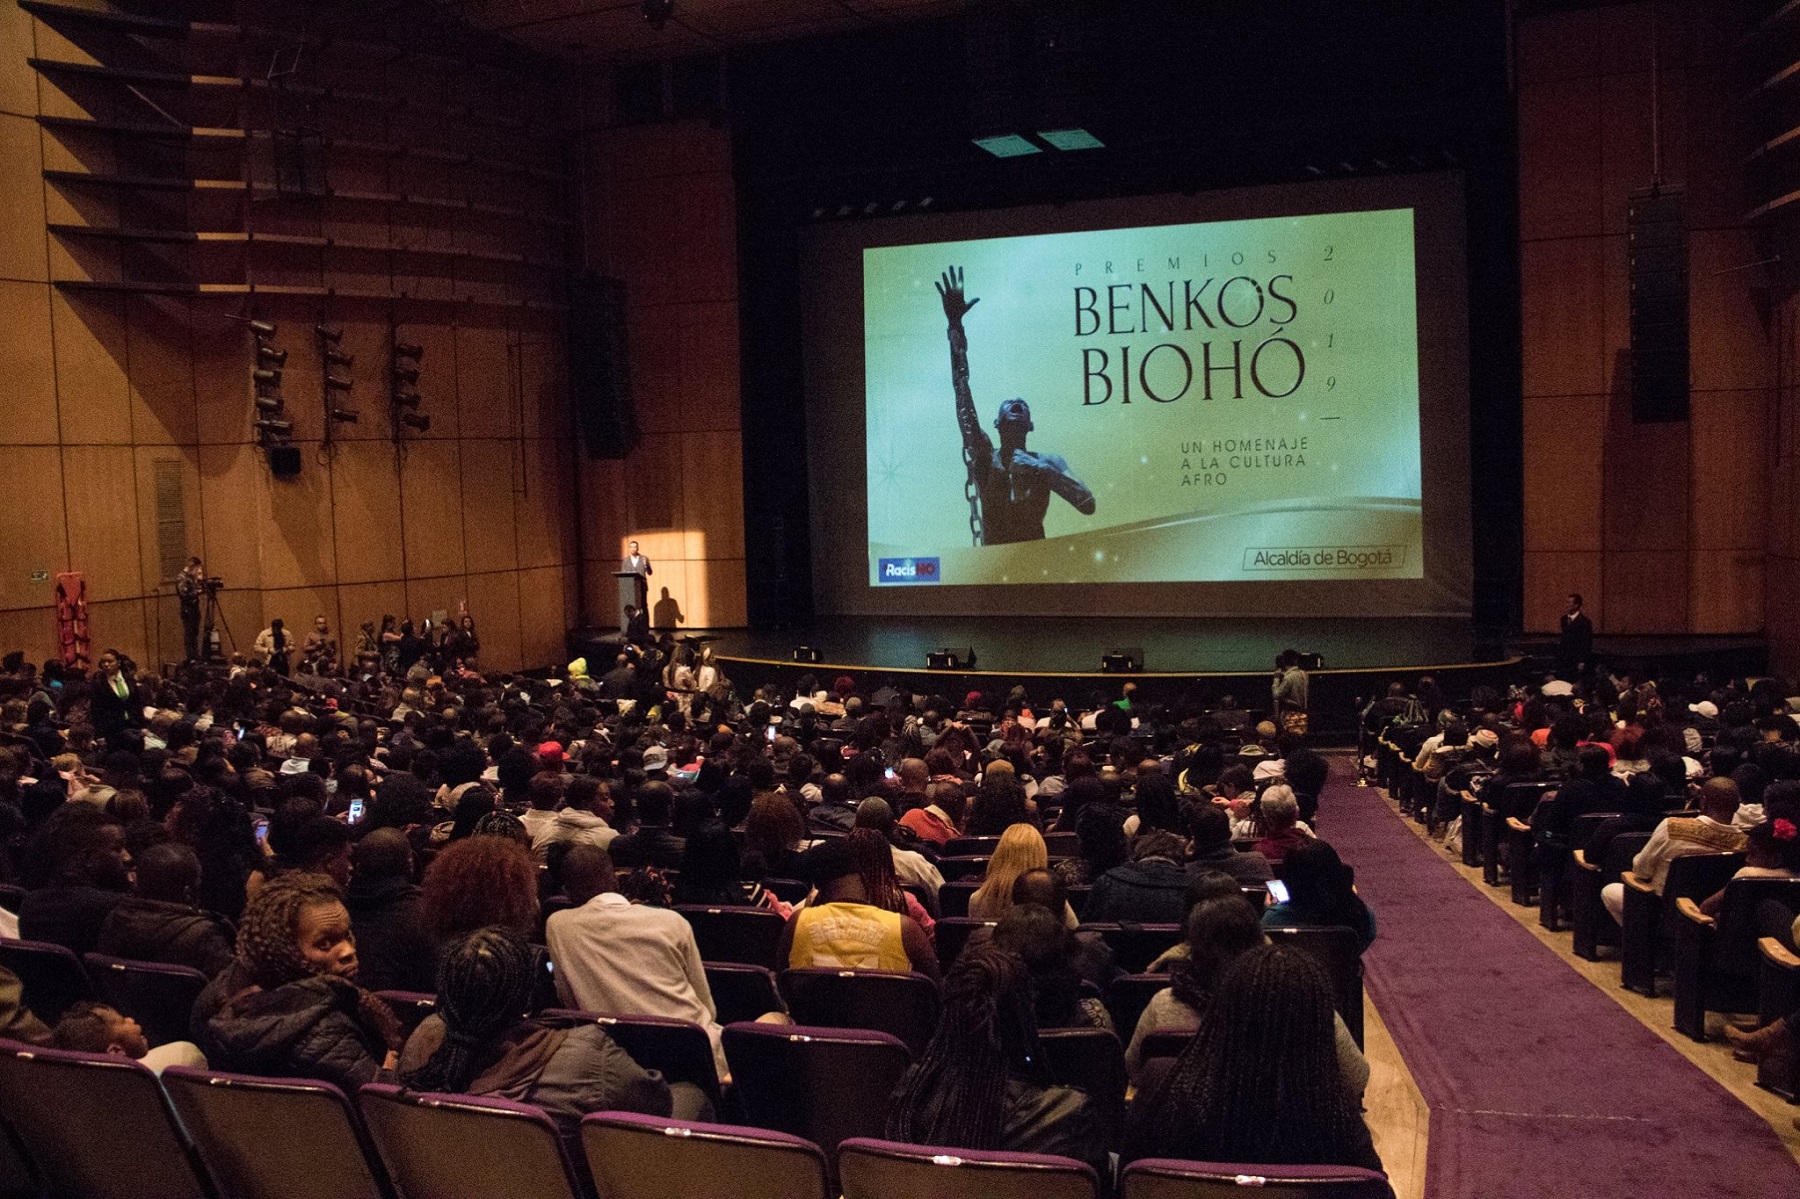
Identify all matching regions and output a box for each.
[792,646,823,663]
[926,647,978,670]
[1101,647,1143,673]
[1627,187,1688,423]
[266,445,303,478]
[568,276,639,459]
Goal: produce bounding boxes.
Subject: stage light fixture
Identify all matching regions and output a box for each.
[890,200,906,212]
[249,316,292,462]
[390,333,429,442]
[642,0,673,30]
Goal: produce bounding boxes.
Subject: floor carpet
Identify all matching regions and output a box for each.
[1323,761,1800,1198]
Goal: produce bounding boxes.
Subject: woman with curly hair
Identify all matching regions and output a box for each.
[191,872,404,1092]
[1124,944,1386,1178]
[419,835,539,942]
[885,943,1101,1165]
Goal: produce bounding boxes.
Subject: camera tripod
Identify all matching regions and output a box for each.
[201,580,236,662]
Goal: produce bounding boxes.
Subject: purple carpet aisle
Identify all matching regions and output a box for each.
[1322,759,1800,1199]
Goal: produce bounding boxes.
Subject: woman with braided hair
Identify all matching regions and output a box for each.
[884,943,1102,1165]
[846,826,934,940]
[399,927,697,1151]
[191,872,405,1093]
[1124,944,1388,1181]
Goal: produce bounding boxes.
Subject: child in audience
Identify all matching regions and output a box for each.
[49,1001,205,1074]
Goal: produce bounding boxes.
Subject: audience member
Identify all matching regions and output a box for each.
[18,806,132,957]
[343,829,438,993]
[781,838,939,979]
[191,873,403,1091]
[1602,776,1747,925]
[1263,840,1377,952]
[1125,945,1385,1178]
[94,841,235,977]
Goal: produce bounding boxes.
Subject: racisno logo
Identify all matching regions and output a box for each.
[878,557,941,584]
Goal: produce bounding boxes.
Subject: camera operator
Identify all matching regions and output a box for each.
[176,557,206,662]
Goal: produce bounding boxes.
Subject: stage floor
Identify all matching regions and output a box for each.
[702,616,1491,676]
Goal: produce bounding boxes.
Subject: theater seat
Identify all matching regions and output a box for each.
[1037,1027,1127,1155]
[0,1042,208,1199]
[1263,926,1364,1049]
[778,967,940,1055]
[703,962,784,1026]
[581,1112,830,1199]
[542,1010,723,1109]
[161,1067,392,1199]
[359,1084,581,1199]
[83,954,209,1050]
[1121,1158,1393,1198]
[837,1137,1099,1199]
[721,1022,911,1181]
[0,938,92,1024]
[675,905,785,968]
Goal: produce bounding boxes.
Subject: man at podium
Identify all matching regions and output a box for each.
[621,539,652,577]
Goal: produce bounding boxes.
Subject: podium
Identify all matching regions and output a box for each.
[614,570,648,632]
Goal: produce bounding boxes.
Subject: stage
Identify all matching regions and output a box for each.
[566,617,1768,740]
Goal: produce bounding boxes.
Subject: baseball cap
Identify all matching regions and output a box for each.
[537,741,565,769]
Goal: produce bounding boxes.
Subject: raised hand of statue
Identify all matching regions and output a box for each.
[935,266,979,324]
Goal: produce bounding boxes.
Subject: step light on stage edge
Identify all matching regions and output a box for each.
[972,133,1041,157]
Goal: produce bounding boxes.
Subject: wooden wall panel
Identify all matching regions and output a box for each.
[1520,238,1605,398]
[1523,550,1603,634]
[1604,550,1689,632]
[676,170,740,303]
[51,291,130,444]
[1769,557,1800,675]
[330,441,406,585]
[0,2,38,120]
[0,114,45,283]
[62,444,141,603]
[1689,550,1763,634]
[454,325,512,439]
[1689,229,1772,394]
[85,599,148,671]
[1515,8,1600,84]
[515,439,575,572]
[0,608,58,667]
[683,556,748,628]
[680,303,742,431]
[1599,68,1685,238]
[131,447,202,598]
[336,581,408,650]
[1517,77,1601,241]
[0,281,59,444]
[681,430,746,561]
[402,576,466,631]
[518,565,570,669]
[1685,61,1754,230]
[630,305,682,435]
[1689,391,1768,551]
[1601,411,1688,554]
[0,24,579,674]
[465,570,523,673]
[399,441,467,580]
[0,448,66,612]
[460,439,520,575]
[261,446,338,591]
[1522,395,1604,553]
[126,296,197,446]
[197,443,265,591]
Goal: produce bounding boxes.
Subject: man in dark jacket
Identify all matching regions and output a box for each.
[1084,832,1193,925]
[95,842,235,977]
[19,806,131,958]
[606,782,685,870]
[1182,803,1273,885]
[343,830,437,993]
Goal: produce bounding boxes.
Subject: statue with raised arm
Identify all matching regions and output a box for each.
[936,266,1096,546]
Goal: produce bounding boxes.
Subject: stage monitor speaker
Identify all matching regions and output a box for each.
[1297,651,1325,670]
[568,275,639,459]
[792,646,823,663]
[1627,187,1688,423]
[926,647,978,670]
[266,445,302,478]
[1100,647,1143,673]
